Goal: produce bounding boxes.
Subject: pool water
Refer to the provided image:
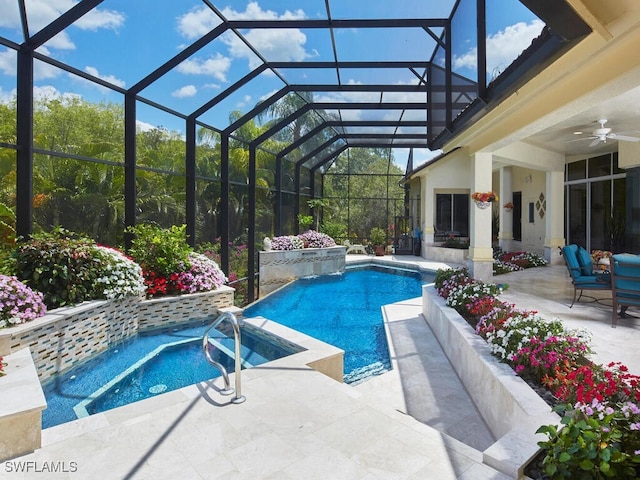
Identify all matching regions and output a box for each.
[244,265,433,384]
[41,320,300,428]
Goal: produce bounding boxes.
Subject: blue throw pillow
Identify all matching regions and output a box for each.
[576,246,593,276]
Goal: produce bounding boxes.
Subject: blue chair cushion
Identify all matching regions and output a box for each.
[562,245,582,279]
[612,254,640,292]
[576,246,593,276]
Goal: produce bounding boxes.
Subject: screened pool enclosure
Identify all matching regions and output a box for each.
[0,1,590,302]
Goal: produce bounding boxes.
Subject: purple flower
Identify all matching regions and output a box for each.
[0,275,46,327]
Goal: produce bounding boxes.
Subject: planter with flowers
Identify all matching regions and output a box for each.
[0,226,234,380]
[503,201,514,212]
[259,230,344,296]
[425,267,640,479]
[471,191,498,209]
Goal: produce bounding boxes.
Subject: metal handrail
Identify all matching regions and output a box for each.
[202,311,246,404]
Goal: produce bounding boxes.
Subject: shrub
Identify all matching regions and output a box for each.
[127,225,228,298]
[93,246,146,300]
[126,224,191,276]
[320,221,345,240]
[537,401,640,479]
[198,241,248,306]
[173,252,227,294]
[13,228,100,309]
[13,229,148,308]
[0,274,46,328]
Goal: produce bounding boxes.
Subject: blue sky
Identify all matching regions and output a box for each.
[0,0,541,168]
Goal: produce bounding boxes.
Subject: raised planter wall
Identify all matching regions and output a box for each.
[259,246,346,297]
[0,347,47,462]
[422,286,559,478]
[0,286,235,382]
[423,244,468,265]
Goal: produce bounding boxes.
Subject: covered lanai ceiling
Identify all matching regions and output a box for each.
[0,0,591,170]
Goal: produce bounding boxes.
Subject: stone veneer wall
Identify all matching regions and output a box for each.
[0,286,235,382]
[259,246,346,297]
[138,285,235,329]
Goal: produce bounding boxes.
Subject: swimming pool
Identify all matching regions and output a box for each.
[41,320,301,428]
[244,264,433,384]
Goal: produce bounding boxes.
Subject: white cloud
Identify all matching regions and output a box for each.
[34,55,62,81]
[136,120,156,132]
[172,85,197,98]
[220,1,305,21]
[224,28,310,69]
[177,2,311,71]
[453,19,544,77]
[0,0,20,29]
[32,85,80,103]
[84,66,126,88]
[236,94,253,108]
[0,84,86,106]
[177,53,231,82]
[0,86,16,104]
[176,5,222,40]
[0,0,124,50]
[75,8,125,31]
[0,48,16,76]
[43,32,76,50]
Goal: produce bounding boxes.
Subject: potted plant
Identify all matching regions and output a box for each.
[369,227,387,256]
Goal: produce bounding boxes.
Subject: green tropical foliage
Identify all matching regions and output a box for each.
[1,95,407,303]
[323,148,405,241]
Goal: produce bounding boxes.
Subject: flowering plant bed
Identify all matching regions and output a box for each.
[267,230,336,251]
[433,267,640,479]
[493,250,548,275]
[0,274,46,328]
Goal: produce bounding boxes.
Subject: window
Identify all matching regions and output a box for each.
[435,193,469,238]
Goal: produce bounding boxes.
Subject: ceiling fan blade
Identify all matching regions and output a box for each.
[609,134,640,142]
[564,136,597,143]
[589,138,602,147]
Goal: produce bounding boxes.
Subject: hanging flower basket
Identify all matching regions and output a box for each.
[504,202,514,212]
[471,191,498,209]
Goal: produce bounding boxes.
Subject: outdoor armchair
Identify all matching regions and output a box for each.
[560,244,611,308]
[610,254,640,327]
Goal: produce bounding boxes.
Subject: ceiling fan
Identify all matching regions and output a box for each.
[570,118,640,147]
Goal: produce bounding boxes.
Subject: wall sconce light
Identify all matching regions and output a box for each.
[524,174,532,184]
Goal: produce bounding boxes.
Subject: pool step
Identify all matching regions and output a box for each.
[205,335,270,369]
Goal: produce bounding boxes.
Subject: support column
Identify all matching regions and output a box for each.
[421,176,434,244]
[544,169,565,264]
[499,167,514,251]
[468,152,494,281]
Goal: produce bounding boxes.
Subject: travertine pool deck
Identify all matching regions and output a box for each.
[2,253,638,479]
